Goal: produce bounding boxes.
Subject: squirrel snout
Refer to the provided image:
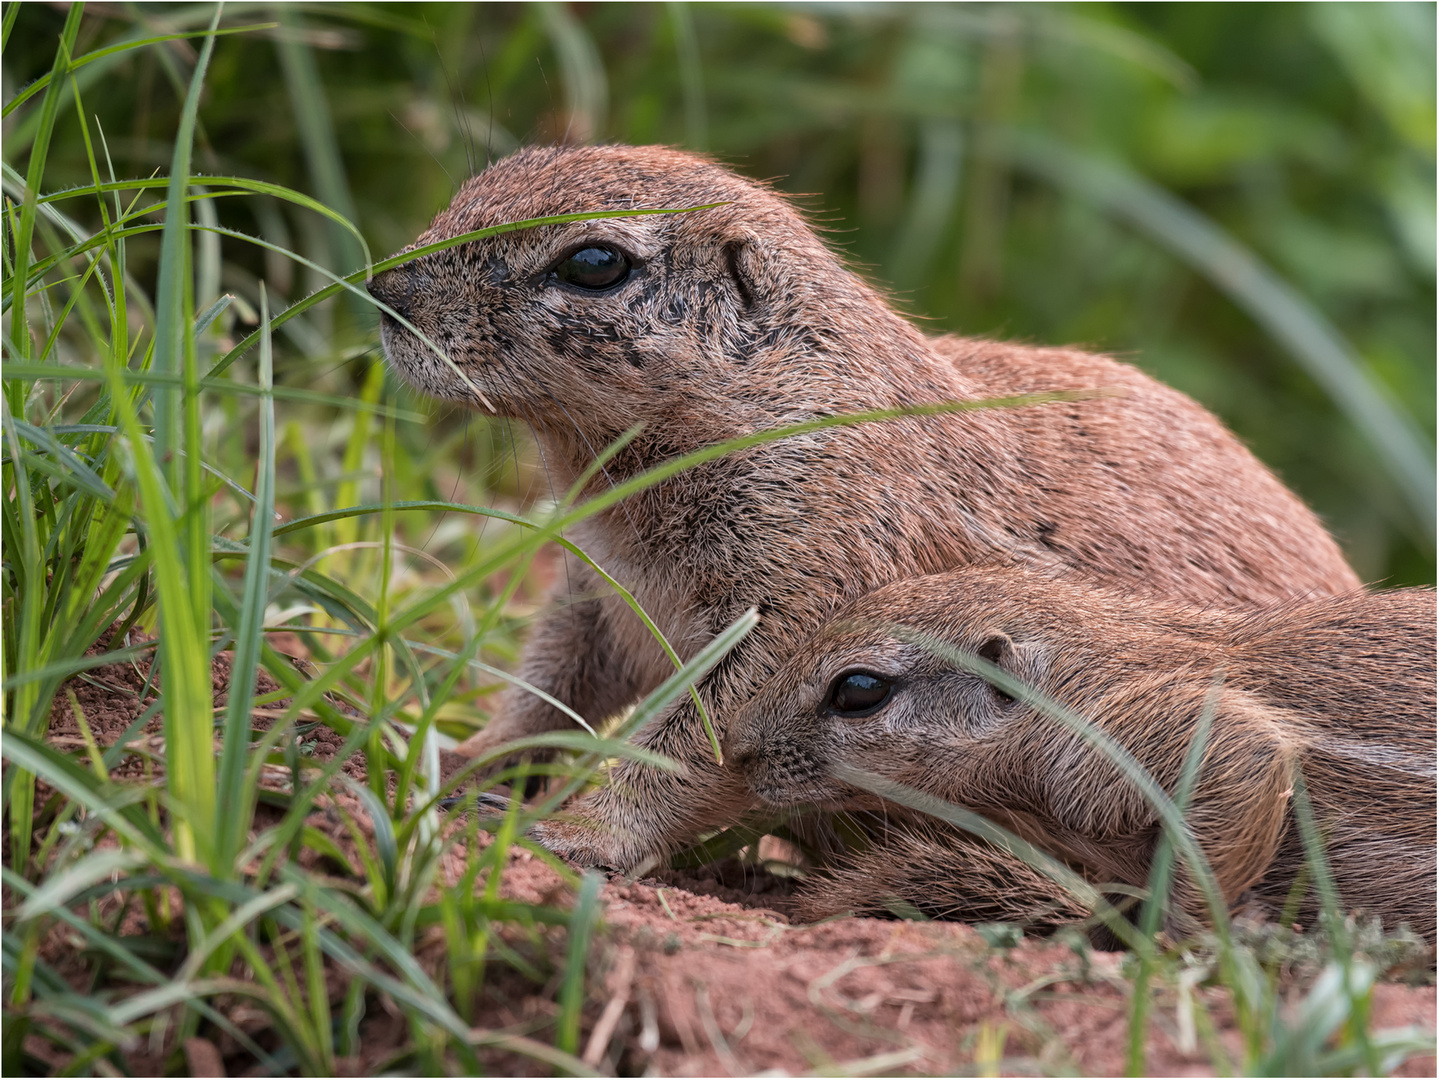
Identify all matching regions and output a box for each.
[367,269,414,321]
[722,728,763,776]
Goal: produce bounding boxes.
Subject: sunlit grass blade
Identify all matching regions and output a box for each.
[521,608,759,824]
[150,4,221,482]
[101,320,214,864]
[214,286,275,876]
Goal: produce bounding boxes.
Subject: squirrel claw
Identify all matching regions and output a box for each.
[530,818,631,873]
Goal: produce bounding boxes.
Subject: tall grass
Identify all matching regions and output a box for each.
[1,11,764,1072]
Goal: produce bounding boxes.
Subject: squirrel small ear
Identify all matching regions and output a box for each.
[976,633,1014,670]
[975,633,1017,704]
[723,240,758,311]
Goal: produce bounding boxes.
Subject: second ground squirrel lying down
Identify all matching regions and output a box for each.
[724,566,1436,940]
[374,144,1361,869]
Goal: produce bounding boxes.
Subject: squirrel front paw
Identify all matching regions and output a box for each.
[529,814,655,874]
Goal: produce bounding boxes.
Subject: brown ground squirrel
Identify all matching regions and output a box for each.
[371,144,1361,870]
[724,567,1436,940]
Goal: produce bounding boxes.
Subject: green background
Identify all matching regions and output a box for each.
[9,1,1435,585]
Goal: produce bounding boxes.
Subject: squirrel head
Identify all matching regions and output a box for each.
[371,144,923,451]
[723,570,1050,811]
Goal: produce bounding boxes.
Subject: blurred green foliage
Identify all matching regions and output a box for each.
[7,1,1434,584]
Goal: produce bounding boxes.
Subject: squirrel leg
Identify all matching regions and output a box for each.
[1166,697,1293,932]
[454,559,648,760]
[529,694,756,869]
[795,826,1098,930]
[531,631,771,870]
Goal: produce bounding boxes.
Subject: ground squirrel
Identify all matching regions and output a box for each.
[372,144,1360,870]
[724,566,1435,940]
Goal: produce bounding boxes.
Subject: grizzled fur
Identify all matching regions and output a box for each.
[725,568,1435,940]
[373,144,1361,870]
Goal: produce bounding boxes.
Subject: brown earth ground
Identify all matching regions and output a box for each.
[25,639,1439,1077]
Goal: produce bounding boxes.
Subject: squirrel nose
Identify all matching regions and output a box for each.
[367,268,413,321]
[723,729,762,774]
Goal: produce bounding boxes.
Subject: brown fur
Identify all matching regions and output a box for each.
[724,568,1436,940]
[373,144,1360,869]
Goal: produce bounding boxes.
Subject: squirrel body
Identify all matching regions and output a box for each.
[724,567,1436,940]
[374,145,1360,868]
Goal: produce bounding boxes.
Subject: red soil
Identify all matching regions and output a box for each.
[24,639,1437,1077]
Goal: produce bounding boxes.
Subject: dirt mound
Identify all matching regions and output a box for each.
[483,849,1437,1077]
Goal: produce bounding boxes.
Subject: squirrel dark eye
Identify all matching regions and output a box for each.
[551,246,631,290]
[827,672,893,716]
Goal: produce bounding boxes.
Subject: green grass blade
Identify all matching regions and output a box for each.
[451,731,680,776]
[831,763,1146,952]
[1,25,278,122]
[101,323,214,864]
[1,393,48,873]
[901,628,1232,930]
[668,2,708,150]
[214,287,275,876]
[1127,676,1220,1075]
[15,849,146,922]
[5,1,83,370]
[556,870,603,1056]
[1,1,21,53]
[4,362,426,421]
[610,608,759,746]
[521,609,759,822]
[177,883,300,983]
[890,119,965,289]
[1,866,283,1069]
[5,418,116,502]
[0,729,165,853]
[539,1,608,143]
[1282,766,1381,1075]
[342,777,398,896]
[374,395,1091,653]
[150,3,223,481]
[274,7,367,282]
[206,204,727,379]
